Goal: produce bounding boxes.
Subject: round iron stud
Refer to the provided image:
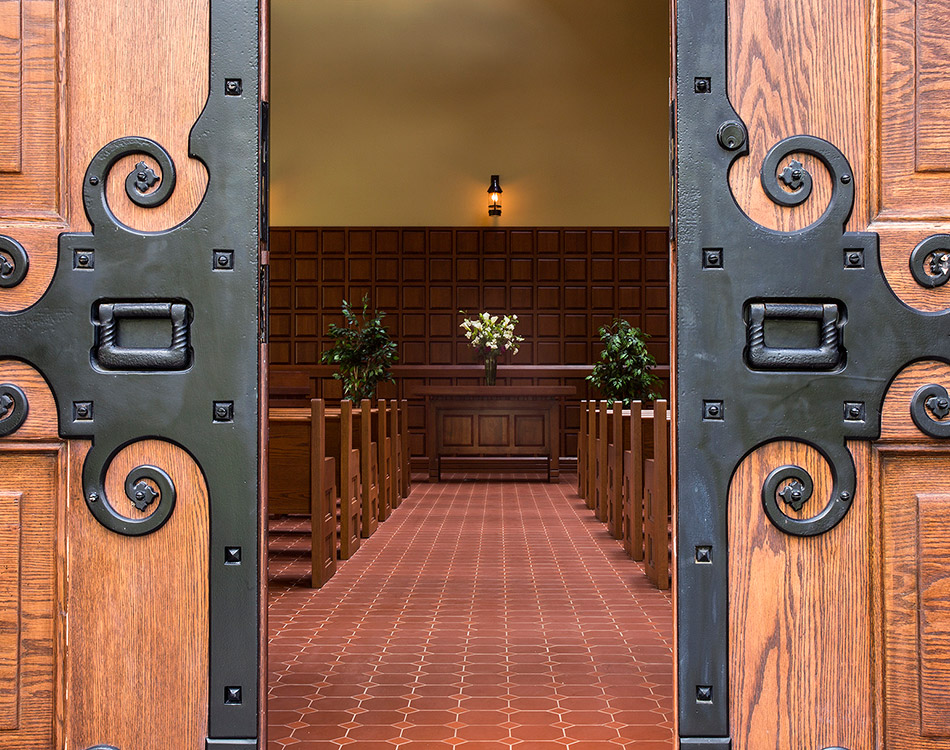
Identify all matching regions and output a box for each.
[0,235,29,289]
[909,235,950,289]
[0,383,28,437]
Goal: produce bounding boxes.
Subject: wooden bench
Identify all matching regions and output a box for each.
[642,399,670,590]
[359,399,380,538]
[324,400,362,560]
[400,398,411,498]
[389,399,403,509]
[576,398,671,588]
[585,401,597,509]
[605,400,625,540]
[577,400,589,501]
[622,402,644,560]
[268,399,337,588]
[377,399,395,521]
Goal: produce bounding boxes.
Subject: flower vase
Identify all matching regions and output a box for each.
[484,357,497,386]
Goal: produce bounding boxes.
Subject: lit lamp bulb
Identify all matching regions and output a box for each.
[487,174,502,216]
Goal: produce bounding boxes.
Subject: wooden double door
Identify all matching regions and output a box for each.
[2,0,949,748]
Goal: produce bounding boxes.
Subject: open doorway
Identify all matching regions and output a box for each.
[264,1,673,747]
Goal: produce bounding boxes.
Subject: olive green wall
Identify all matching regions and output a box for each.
[270,1,670,227]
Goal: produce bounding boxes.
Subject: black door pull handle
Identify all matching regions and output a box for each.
[746,302,843,371]
[94,301,191,371]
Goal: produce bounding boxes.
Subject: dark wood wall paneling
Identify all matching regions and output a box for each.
[268,227,671,462]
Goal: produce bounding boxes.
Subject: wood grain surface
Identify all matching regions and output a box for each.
[67,0,209,235]
[880,360,950,441]
[65,438,210,750]
[727,0,870,234]
[876,0,950,219]
[720,0,878,745]
[0,490,22,730]
[875,445,950,748]
[1,1,249,745]
[0,361,67,749]
[0,446,65,749]
[728,439,872,749]
[0,0,64,316]
[870,0,950,309]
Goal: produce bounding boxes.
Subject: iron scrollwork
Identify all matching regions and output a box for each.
[86,464,176,537]
[911,383,950,438]
[677,0,950,745]
[0,1,262,744]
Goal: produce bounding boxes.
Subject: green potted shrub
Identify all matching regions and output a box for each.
[321,296,398,402]
[587,318,660,405]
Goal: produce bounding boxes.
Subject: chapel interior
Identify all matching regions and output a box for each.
[265,2,674,747]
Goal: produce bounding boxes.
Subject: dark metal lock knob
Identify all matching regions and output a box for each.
[717,120,746,151]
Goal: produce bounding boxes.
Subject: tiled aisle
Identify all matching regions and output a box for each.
[268,477,673,749]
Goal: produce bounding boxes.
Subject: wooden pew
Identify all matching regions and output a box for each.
[268,369,311,407]
[377,399,394,521]
[585,400,597,510]
[605,401,624,539]
[642,399,670,589]
[325,400,362,560]
[360,399,380,538]
[400,398,411,498]
[268,399,337,588]
[389,399,403,508]
[594,400,609,523]
[577,400,589,501]
[622,401,644,560]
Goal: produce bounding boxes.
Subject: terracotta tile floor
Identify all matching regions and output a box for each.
[268,476,673,749]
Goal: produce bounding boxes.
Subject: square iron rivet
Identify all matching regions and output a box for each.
[73,401,94,421]
[213,401,234,423]
[225,546,242,565]
[695,546,712,564]
[225,78,243,96]
[844,248,864,269]
[703,400,724,421]
[703,248,723,269]
[73,249,95,270]
[696,685,713,703]
[225,686,242,705]
[844,401,866,422]
[213,250,234,271]
[694,77,711,94]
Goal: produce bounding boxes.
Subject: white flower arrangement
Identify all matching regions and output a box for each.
[459,311,524,361]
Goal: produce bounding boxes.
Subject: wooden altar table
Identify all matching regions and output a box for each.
[417,385,577,482]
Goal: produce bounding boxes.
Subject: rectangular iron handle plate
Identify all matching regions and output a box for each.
[746,302,842,371]
[95,301,191,371]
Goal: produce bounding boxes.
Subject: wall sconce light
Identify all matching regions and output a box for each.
[487,175,502,216]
